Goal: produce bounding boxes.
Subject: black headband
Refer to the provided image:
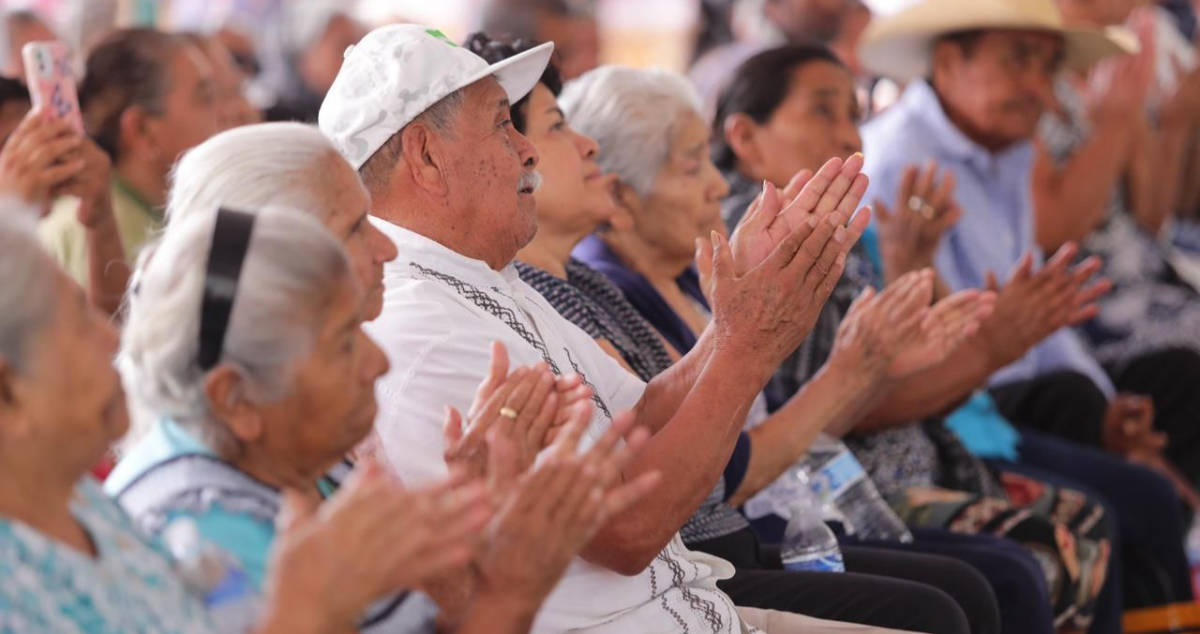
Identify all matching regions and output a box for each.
[197,208,257,371]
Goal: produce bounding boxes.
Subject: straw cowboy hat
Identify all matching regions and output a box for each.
[858,0,1139,81]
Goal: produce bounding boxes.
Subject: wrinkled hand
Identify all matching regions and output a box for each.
[874,161,962,283]
[0,109,84,210]
[264,459,491,630]
[444,342,592,480]
[890,287,996,377]
[978,243,1111,367]
[728,154,869,275]
[475,404,660,611]
[1102,394,1166,458]
[698,155,872,367]
[56,135,113,227]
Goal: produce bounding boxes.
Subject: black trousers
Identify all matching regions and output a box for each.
[691,528,988,634]
[990,346,1200,485]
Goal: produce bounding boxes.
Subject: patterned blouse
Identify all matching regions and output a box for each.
[0,478,217,634]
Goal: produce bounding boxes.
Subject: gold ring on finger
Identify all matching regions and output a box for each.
[907,195,927,213]
[499,406,519,420]
[920,204,937,220]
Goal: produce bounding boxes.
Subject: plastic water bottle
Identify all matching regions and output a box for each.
[807,436,913,543]
[162,518,261,631]
[780,467,846,572]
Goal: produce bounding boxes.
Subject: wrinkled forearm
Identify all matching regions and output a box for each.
[728,362,882,506]
[580,328,771,574]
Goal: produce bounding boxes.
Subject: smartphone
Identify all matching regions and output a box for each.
[21,41,84,134]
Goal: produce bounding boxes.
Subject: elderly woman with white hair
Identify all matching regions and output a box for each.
[0,204,491,632]
[164,121,398,320]
[107,125,658,632]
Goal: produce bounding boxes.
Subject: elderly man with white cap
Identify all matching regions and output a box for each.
[319,24,879,634]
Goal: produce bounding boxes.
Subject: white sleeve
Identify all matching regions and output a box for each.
[369,324,546,486]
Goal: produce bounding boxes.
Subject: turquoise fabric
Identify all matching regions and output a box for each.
[0,479,217,633]
[105,420,274,589]
[945,392,1021,461]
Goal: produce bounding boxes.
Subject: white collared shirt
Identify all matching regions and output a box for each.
[366,217,749,634]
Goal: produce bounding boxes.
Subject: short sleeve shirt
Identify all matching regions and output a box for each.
[366,217,748,634]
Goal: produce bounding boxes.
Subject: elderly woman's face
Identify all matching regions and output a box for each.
[634,110,729,261]
[319,155,398,320]
[526,84,628,236]
[7,270,127,471]
[748,61,862,188]
[249,280,389,478]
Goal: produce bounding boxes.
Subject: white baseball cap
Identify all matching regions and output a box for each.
[318,24,554,170]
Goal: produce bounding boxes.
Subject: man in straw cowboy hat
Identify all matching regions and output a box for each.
[857,0,1200,625]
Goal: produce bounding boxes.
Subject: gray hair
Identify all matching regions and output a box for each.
[0,201,59,374]
[476,0,593,40]
[168,122,352,225]
[359,89,466,193]
[559,65,703,196]
[119,206,351,455]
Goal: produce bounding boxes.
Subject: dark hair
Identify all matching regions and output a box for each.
[78,28,182,161]
[710,44,843,172]
[464,32,563,134]
[0,76,29,110]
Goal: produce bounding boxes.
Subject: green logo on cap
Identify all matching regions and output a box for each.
[425,29,459,47]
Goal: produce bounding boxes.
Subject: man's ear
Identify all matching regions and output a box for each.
[203,365,261,444]
[723,113,763,176]
[400,121,450,197]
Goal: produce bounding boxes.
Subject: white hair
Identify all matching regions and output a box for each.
[0,200,59,374]
[118,206,351,455]
[558,65,704,197]
[167,121,354,226]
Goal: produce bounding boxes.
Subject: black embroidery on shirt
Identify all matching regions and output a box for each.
[660,549,724,633]
[563,347,612,419]
[650,553,690,633]
[409,262,613,420]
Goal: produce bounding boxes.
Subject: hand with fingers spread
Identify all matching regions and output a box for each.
[874,161,963,284]
[444,341,593,480]
[473,405,661,618]
[261,458,492,632]
[697,159,873,368]
[977,243,1111,367]
[728,154,869,275]
[0,109,85,210]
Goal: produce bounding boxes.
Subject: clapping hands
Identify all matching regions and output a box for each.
[828,269,995,385]
[874,161,962,284]
[978,243,1111,367]
[697,154,873,369]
